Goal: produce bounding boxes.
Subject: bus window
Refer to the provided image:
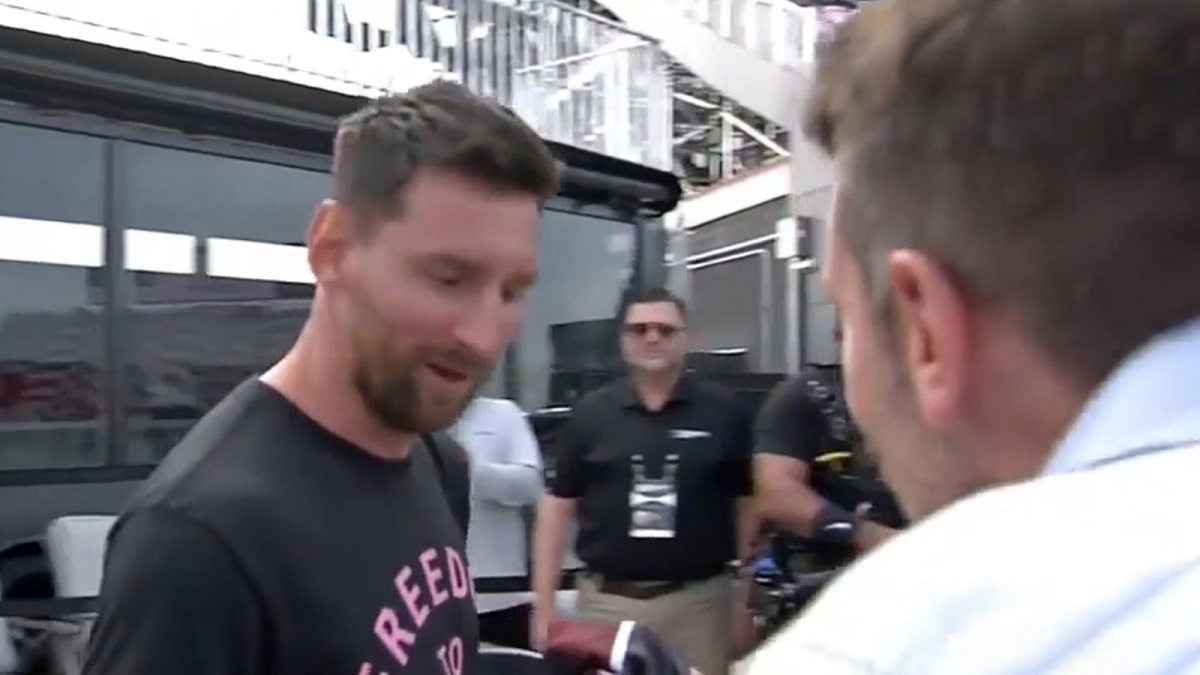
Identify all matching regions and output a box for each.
[516,210,636,409]
[0,123,108,471]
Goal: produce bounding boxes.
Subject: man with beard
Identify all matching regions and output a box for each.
[82,82,559,675]
[531,288,757,675]
[746,0,1200,672]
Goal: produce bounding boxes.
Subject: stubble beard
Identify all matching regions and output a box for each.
[628,353,680,376]
[348,321,478,434]
[352,354,479,434]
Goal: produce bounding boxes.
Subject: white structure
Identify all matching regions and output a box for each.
[636,0,851,370]
[600,0,836,198]
[0,0,674,170]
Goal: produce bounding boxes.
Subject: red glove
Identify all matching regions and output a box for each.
[544,619,692,675]
[544,618,621,674]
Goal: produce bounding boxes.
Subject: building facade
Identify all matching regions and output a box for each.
[309,0,674,171]
[0,26,678,551]
[678,183,839,374]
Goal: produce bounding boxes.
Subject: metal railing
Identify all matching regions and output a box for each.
[666,0,842,71]
[0,0,401,96]
[338,0,675,170]
[0,0,675,170]
[508,3,673,171]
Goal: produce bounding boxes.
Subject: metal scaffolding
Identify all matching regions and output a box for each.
[315,0,675,171]
[505,3,673,171]
[0,0,675,171]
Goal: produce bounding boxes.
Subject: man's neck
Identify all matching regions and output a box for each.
[632,369,682,411]
[260,328,415,462]
[974,335,1091,486]
[983,394,1081,485]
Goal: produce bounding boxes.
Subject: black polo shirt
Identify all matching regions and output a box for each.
[548,375,753,581]
[753,374,829,466]
[754,373,907,528]
[753,373,862,511]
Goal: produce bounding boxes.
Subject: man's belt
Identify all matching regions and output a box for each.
[0,596,96,618]
[595,579,685,600]
[590,571,726,601]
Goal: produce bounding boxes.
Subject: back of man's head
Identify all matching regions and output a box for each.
[806,0,1200,389]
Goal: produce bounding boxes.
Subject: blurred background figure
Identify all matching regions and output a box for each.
[751,0,1200,671]
[753,366,901,570]
[454,395,545,649]
[533,288,755,675]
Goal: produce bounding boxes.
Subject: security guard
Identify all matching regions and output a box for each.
[531,288,755,675]
[753,367,902,569]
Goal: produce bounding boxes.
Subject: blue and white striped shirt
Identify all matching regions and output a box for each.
[749,315,1200,674]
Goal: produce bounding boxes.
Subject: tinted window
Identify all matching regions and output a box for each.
[689,253,765,361]
[0,124,109,470]
[517,211,635,409]
[119,144,329,463]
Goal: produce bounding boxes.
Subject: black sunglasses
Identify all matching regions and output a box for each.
[623,322,684,338]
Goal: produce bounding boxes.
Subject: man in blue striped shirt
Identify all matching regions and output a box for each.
[748,0,1200,672]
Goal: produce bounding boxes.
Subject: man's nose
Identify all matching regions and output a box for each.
[452,302,511,362]
[642,330,666,344]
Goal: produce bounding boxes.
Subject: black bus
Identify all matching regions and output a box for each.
[0,23,679,594]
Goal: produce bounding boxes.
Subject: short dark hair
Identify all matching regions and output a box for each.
[622,287,688,324]
[333,81,560,221]
[804,0,1200,388]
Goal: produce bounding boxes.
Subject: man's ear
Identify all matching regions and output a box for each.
[307,199,352,288]
[887,249,971,431]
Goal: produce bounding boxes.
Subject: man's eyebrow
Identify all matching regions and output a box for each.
[418,252,539,286]
[416,252,479,271]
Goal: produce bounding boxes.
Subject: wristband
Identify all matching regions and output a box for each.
[811,502,856,547]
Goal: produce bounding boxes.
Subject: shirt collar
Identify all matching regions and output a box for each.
[617,374,696,410]
[1043,314,1200,475]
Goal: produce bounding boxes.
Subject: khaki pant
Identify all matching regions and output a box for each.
[576,574,734,675]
